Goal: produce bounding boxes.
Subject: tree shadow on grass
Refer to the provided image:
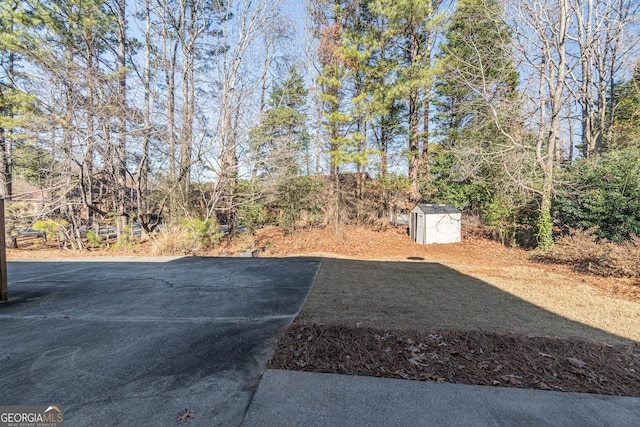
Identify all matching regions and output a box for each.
[297,258,639,345]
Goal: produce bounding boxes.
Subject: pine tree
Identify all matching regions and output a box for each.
[341,0,404,181]
[434,0,518,148]
[607,61,640,150]
[432,0,526,243]
[0,0,39,199]
[313,0,353,176]
[250,65,310,179]
[367,0,445,202]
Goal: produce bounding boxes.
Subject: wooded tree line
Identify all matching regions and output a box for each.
[1,0,639,249]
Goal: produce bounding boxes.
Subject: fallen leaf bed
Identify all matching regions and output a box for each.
[269,323,640,397]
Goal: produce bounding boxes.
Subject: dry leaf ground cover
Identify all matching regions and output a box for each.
[270,324,640,397]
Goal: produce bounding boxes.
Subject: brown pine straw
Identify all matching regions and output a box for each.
[269,323,640,397]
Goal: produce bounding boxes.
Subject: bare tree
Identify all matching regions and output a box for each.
[209,0,287,229]
[114,0,128,241]
[508,0,574,248]
[569,0,639,157]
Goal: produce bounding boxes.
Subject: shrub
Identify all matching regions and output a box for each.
[534,228,640,278]
[150,219,223,256]
[33,219,68,244]
[86,230,106,249]
[556,147,640,242]
[150,226,197,255]
[272,176,325,232]
[181,218,224,247]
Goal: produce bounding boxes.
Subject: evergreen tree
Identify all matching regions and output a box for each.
[434,0,518,148]
[432,0,526,243]
[607,62,640,151]
[312,0,353,176]
[0,0,39,199]
[369,0,444,202]
[250,65,310,179]
[341,0,405,180]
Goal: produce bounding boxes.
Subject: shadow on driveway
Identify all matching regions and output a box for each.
[0,257,320,427]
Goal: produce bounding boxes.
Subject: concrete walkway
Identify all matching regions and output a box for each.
[242,369,640,427]
[0,257,320,426]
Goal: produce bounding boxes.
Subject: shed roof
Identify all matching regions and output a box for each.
[412,203,461,215]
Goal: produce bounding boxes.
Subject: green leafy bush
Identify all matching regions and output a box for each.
[556,147,640,242]
[184,218,224,246]
[426,150,491,213]
[235,179,271,231]
[33,219,68,242]
[86,230,106,248]
[272,176,325,232]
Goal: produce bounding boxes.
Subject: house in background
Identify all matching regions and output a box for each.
[409,204,461,244]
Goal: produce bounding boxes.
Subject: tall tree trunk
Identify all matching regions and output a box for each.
[576,0,595,158]
[422,85,431,185]
[161,12,178,216]
[537,0,569,250]
[138,0,152,227]
[408,88,420,202]
[0,127,10,200]
[179,42,193,193]
[314,91,322,175]
[116,0,128,242]
[406,23,422,203]
[84,48,96,221]
[0,1,18,200]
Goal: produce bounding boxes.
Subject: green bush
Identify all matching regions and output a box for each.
[235,179,272,231]
[426,150,491,213]
[556,147,640,242]
[86,229,106,248]
[181,218,224,248]
[483,196,517,246]
[33,219,68,242]
[272,176,325,232]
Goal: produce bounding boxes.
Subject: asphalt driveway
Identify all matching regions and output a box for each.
[0,256,320,426]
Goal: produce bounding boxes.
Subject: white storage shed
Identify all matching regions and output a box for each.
[409,204,461,245]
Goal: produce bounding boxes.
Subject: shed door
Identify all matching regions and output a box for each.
[410,212,417,241]
[416,213,425,244]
